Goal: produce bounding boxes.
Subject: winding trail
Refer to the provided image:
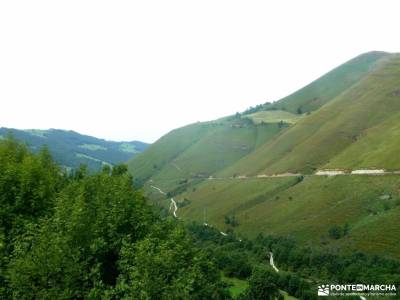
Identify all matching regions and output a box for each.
[171,162,182,172]
[152,183,367,298]
[151,185,178,218]
[151,185,166,195]
[269,251,279,273]
[169,198,178,218]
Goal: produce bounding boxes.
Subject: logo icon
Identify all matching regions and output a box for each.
[318,285,330,296]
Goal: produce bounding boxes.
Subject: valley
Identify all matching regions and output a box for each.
[3,1,400,298]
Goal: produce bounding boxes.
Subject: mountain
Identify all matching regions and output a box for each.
[128,51,400,259]
[128,51,394,188]
[128,116,288,191]
[266,51,390,114]
[0,128,149,171]
[220,51,400,176]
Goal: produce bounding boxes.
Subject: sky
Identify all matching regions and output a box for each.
[1,1,400,143]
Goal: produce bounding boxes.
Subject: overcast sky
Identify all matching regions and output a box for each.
[1,1,399,143]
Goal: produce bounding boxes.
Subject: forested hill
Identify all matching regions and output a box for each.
[0,137,228,299]
[0,127,149,171]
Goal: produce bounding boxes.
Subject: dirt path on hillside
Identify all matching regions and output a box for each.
[151,185,178,218]
[169,198,178,218]
[269,252,279,273]
[205,169,400,181]
[151,185,166,195]
[171,162,182,172]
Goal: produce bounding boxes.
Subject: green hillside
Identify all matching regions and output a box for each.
[221,53,400,176]
[177,175,400,259]
[324,111,400,170]
[245,110,302,124]
[128,51,400,260]
[128,117,288,192]
[130,51,397,187]
[0,128,149,171]
[267,51,390,114]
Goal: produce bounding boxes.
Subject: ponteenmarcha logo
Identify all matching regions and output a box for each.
[318,285,330,296]
[317,284,397,297]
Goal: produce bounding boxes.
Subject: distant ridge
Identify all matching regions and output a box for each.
[0,128,149,171]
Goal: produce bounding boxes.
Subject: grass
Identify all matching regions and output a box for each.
[131,52,400,261]
[178,175,400,259]
[222,275,298,299]
[129,118,287,193]
[76,153,112,166]
[281,290,298,300]
[245,110,302,124]
[324,111,400,170]
[222,275,248,298]
[269,51,390,114]
[78,144,107,151]
[219,53,400,177]
[119,142,138,153]
[132,52,400,183]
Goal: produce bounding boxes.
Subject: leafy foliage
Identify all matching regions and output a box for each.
[0,137,229,299]
[188,223,400,299]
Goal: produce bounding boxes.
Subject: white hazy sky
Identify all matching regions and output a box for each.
[1,1,400,143]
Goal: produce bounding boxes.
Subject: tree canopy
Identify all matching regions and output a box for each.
[0,137,229,299]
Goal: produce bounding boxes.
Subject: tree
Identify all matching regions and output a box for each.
[343,223,350,236]
[8,170,153,298]
[0,137,62,299]
[328,225,342,239]
[241,267,280,300]
[6,148,229,299]
[117,223,230,299]
[111,163,128,176]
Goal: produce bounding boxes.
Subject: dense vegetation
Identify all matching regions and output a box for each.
[0,137,228,299]
[188,223,400,299]
[4,51,400,298]
[8,136,397,299]
[0,128,149,171]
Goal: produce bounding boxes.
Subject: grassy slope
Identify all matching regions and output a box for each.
[269,51,390,113]
[128,122,214,183]
[130,51,400,260]
[130,52,395,184]
[245,110,302,124]
[222,275,298,299]
[222,275,248,298]
[129,118,287,192]
[178,176,400,259]
[220,53,400,176]
[324,111,400,170]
